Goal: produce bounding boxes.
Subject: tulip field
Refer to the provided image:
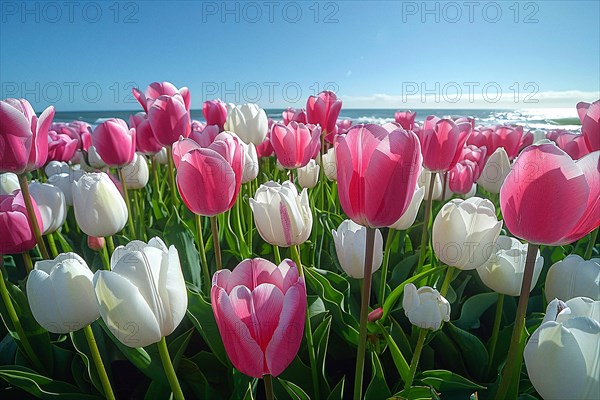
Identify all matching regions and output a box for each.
[0,86,599,400]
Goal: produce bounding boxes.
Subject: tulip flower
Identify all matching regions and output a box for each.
[524,297,600,400]
[202,99,228,130]
[336,119,353,135]
[270,122,321,169]
[306,91,342,134]
[27,252,99,333]
[0,190,42,254]
[297,159,320,189]
[211,258,306,378]
[519,130,534,151]
[388,186,425,230]
[189,124,220,148]
[28,182,67,235]
[500,144,599,245]
[87,236,106,251]
[121,153,149,190]
[155,148,168,164]
[86,145,107,170]
[418,169,443,201]
[335,124,423,228]
[224,103,269,145]
[47,168,84,206]
[148,94,191,147]
[93,237,187,347]
[0,98,54,174]
[72,172,128,237]
[332,220,384,278]
[448,161,477,195]
[403,283,451,331]
[477,147,511,194]
[553,132,591,160]
[44,161,70,177]
[249,181,312,247]
[394,110,416,130]
[255,136,274,158]
[545,254,600,302]
[367,307,383,322]
[91,118,136,168]
[419,116,471,173]
[433,197,503,270]
[577,100,599,152]
[460,144,487,181]
[0,172,19,195]
[476,236,544,296]
[47,130,79,163]
[282,107,307,125]
[133,81,191,113]
[130,112,162,155]
[321,147,337,181]
[241,142,259,184]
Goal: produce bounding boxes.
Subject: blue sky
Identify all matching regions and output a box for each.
[1,0,599,111]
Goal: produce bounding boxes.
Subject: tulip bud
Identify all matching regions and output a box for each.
[28,181,67,234]
[121,153,149,189]
[241,142,259,184]
[332,220,384,279]
[92,118,136,167]
[0,172,19,195]
[86,145,107,169]
[297,159,320,189]
[87,236,105,251]
[402,283,450,331]
[545,255,600,302]
[156,147,169,164]
[477,147,511,193]
[224,103,268,145]
[0,190,42,254]
[47,169,84,206]
[368,307,384,322]
[418,169,443,201]
[27,253,100,333]
[388,186,425,231]
[321,147,337,181]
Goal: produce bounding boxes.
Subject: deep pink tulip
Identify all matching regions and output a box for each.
[148,95,191,147]
[133,81,191,113]
[0,98,54,174]
[500,144,599,245]
[270,122,321,168]
[211,258,306,378]
[189,124,220,148]
[255,136,274,158]
[460,144,487,181]
[130,113,162,155]
[420,116,471,172]
[553,132,590,160]
[335,124,423,228]
[51,122,81,146]
[203,99,228,130]
[519,130,534,151]
[0,190,43,254]
[449,160,477,194]
[282,107,307,125]
[92,118,135,167]
[337,119,352,133]
[87,235,105,251]
[577,100,599,152]
[306,91,342,134]
[454,116,476,131]
[47,131,79,162]
[491,125,523,159]
[172,137,202,168]
[191,120,206,132]
[546,129,569,142]
[395,111,417,130]
[176,132,244,216]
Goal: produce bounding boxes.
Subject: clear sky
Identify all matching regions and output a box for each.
[1,0,599,111]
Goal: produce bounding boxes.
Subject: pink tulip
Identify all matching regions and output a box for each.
[203,99,228,130]
[51,122,81,146]
[577,100,599,152]
[81,130,92,151]
[395,111,417,130]
[335,124,422,228]
[189,124,220,148]
[553,132,590,160]
[129,113,162,155]
[176,132,244,216]
[546,129,569,142]
[0,190,43,254]
[491,125,523,159]
[500,144,599,245]
[211,258,306,378]
[282,107,307,125]
[47,130,79,162]
[270,122,321,168]
[172,137,202,168]
[148,95,191,147]
[92,118,136,167]
[306,91,342,134]
[87,235,105,251]
[519,130,534,151]
[0,98,54,174]
[460,145,487,181]
[420,116,471,172]
[255,136,274,158]
[337,119,352,133]
[449,161,477,194]
[133,81,191,113]
[191,120,206,132]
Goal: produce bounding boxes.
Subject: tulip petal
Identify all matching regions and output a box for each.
[251,283,285,350]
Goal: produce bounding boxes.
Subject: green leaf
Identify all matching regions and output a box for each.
[419,370,485,392]
[313,315,332,396]
[70,323,112,396]
[391,386,435,400]
[326,377,345,400]
[446,323,489,381]
[277,378,311,400]
[376,321,410,383]
[365,352,391,399]
[163,207,202,288]
[454,292,498,330]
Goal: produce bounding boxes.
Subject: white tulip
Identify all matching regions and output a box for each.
[545,255,600,302]
[332,219,383,279]
[29,182,67,234]
[402,283,451,330]
[297,159,320,189]
[44,161,70,177]
[322,147,337,181]
[155,147,168,165]
[524,297,600,400]
[241,142,259,184]
[388,186,425,230]
[432,197,503,270]
[121,153,149,189]
[47,169,84,206]
[87,145,106,169]
[93,237,187,347]
[477,147,511,193]
[249,181,312,247]
[418,169,443,201]
[476,235,544,296]
[224,103,268,145]
[27,252,99,333]
[72,172,128,237]
[0,173,19,195]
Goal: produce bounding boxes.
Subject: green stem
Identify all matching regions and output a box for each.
[118,168,136,240]
[441,171,448,201]
[353,227,376,400]
[82,324,115,400]
[210,216,222,270]
[379,229,397,305]
[273,245,282,265]
[0,268,46,373]
[166,146,178,208]
[291,245,320,400]
[99,243,111,271]
[404,328,428,390]
[439,266,455,297]
[494,243,540,400]
[106,236,115,255]
[584,227,598,259]
[416,172,437,272]
[233,199,247,257]
[22,252,33,274]
[486,293,505,379]
[151,154,163,204]
[245,184,253,255]
[17,174,50,259]
[195,214,210,291]
[47,233,59,258]
[157,336,185,400]
[263,374,274,400]
[319,133,326,211]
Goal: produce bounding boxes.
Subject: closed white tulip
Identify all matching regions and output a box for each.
[224,103,268,145]
[388,186,425,230]
[29,181,67,234]
[241,142,259,183]
[155,147,168,165]
[402,283,451,330]
[0,173,19,195]
[249,181,312,247]
[433,197,503,270]
[72,172,128,237]
[418,169,443,201]
[477,147,511,193]
[93,237,187,348]
[87,145,106,169]
[332,219,383,279]
[545,255,600,302]
[27,252,99,333]
[47,169,84,206]
[322,147,337,181]
[476,235,544,296]
[44,161,70,177]
[524,297,600,400]
[298,159,320,189]
[121,153,149,189]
